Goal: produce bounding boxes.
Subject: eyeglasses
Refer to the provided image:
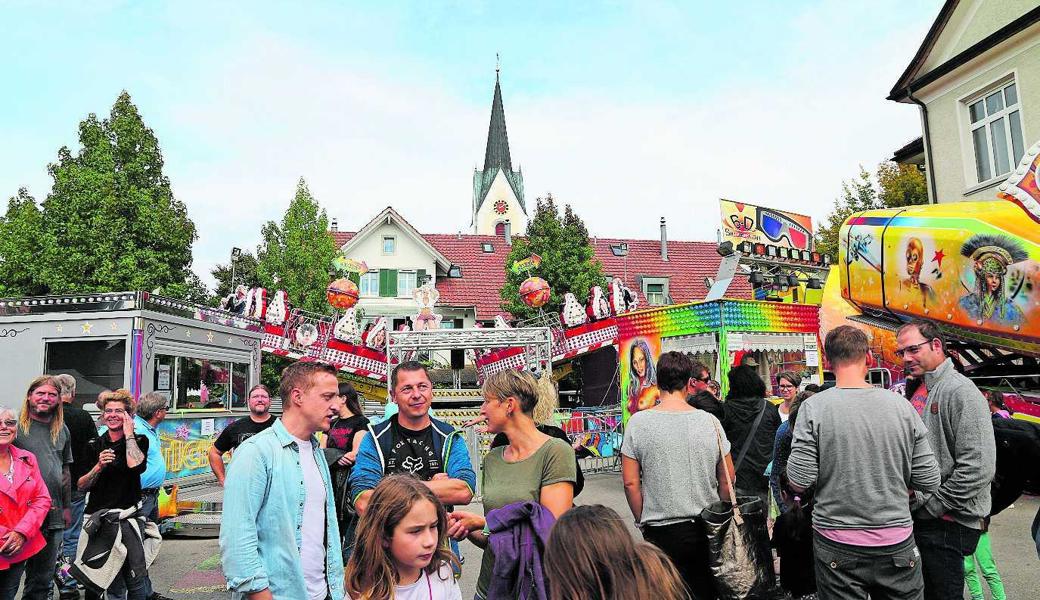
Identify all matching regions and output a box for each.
[0,420,16,429]
[894,340,933,358]
[778,384,796,389]
[103,408,127,415]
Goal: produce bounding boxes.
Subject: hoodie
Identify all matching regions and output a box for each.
[723,396,781,492]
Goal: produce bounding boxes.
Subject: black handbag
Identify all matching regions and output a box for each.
[700,421,782,600]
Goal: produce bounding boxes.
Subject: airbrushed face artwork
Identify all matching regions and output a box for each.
[841,201,1040,349]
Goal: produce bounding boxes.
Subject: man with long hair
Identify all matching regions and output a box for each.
[14,375,72,600]
[220,362,345,600]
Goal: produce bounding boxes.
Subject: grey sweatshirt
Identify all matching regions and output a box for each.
[911,358,996,529]
[788,386,940,531]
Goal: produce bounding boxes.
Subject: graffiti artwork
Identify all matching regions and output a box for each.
[841,200,1040,350]
[622,336,660,415]
[158,416,240,480]
[719,199,814,251]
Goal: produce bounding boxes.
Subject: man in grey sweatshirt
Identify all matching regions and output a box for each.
[789,325,940,600]
[896,319,996,600]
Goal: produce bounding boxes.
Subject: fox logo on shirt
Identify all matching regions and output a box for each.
[401,455,424,474]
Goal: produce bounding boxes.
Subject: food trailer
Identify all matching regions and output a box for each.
[0,291,263,482]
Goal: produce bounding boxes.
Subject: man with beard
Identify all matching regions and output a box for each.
[208,384,275,486]
[15,375,72,600]
[220,362,345,600]
[896,319,995,600]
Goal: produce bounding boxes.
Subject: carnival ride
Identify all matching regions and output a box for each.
[823,139,1040,421]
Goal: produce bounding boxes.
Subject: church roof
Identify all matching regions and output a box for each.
[473,73,526,219]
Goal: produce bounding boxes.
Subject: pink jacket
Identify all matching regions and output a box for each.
[0,445,52,569]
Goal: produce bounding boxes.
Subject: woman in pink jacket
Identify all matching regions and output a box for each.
[0,406,52,599]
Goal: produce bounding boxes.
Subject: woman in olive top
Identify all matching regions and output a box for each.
[447,370,575,600]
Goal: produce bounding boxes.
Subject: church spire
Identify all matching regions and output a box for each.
[482,62,512,172]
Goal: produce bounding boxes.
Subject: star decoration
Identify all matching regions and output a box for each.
[81,322,93,334]
[110,322,119,330]
[56,324,63,333]
[185,330,191,338]
[932,249,945,268]
[206,332,214,343]
[227,337,234,344]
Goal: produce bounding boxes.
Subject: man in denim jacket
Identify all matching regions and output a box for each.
[220,363,345,600]
[350,361,475,558]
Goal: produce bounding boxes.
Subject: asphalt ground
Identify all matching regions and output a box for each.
[34,474,1040,599]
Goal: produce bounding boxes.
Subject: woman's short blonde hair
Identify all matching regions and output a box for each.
[482,370,539,415]
[97,389,135,415]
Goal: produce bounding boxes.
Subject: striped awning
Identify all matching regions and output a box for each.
[662,333,718,354]
[726,332,810,352]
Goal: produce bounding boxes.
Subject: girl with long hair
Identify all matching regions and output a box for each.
[345,475,461,600]
[545,505,687,600]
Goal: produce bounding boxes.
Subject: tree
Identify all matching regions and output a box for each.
[0,188,47,296]
[877,162,928,208]
[164,271,211,305]
[256,178,338,314]
[816,162,929,261]
[500,195,605,320]
[211,250,261,301]
[37,91,198,294]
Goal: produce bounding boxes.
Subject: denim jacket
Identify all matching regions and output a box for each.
[219,419,345,600]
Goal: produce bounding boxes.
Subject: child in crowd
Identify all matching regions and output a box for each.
[544,504,687,600]
[772,473,817,600]
[986,389,1012,419]
[345,475,462,600]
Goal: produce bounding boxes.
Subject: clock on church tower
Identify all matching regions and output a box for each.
[494,200,508,215]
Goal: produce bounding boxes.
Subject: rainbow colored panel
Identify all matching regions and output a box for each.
[617,299,818,339]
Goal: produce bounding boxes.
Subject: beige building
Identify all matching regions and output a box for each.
[889,0,1040,203]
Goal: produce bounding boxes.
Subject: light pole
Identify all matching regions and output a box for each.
[230,247,242,291]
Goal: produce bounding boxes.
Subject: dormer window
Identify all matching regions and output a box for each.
[482,243,495,253]
[382,236,396,255]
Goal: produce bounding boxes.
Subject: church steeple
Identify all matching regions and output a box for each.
[472,62,526,234]
[483,68,512,172]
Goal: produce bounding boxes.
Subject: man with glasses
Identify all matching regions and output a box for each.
[895,319,995,600]
[208,384,275,486]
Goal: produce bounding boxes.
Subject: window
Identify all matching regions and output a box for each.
[156,354,251,410]
[481,243,495,253]
[644,284,661,305]
[46,339,126,407]
[382,236,396,255]
[360,271,379,297]
[967,79,1025,184]
[398,271,417,297]
[641,277,669,305]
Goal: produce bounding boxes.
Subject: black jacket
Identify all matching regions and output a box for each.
[723,396,781,493]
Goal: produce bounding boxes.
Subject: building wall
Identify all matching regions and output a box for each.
[921,0,1036,74]
[919,25,1040,203]
[347,221,440,317]
[474,170,528,235]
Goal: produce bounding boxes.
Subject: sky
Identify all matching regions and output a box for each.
[1,1,943,289]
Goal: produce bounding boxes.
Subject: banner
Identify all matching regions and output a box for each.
[719,199,814,251]
[158,416,240,480]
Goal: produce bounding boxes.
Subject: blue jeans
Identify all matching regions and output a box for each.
[138,489,160,598]
[914,518,981,600]
[24,527,63,600]
[0,560,25,600]
[59,492,88,593]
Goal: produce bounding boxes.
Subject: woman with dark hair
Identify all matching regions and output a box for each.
[776,371,802,422]
[723,366,780,511]
[321,381,370,557]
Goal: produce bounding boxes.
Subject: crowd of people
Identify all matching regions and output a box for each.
[0,375,173,600]
[214,314,1021,600]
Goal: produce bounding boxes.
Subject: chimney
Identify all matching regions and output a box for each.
[504,219,512,246]
[660,217,668,261]
[330,217,338,232]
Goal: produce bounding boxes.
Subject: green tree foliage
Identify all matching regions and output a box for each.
[0,188,47,296]
[500,195,605,320]
[815,162,928,261]
[37,92,200,295]
[211,250,262,301]
[256,178,338,314]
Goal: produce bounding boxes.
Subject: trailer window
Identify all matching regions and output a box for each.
[230,362,250,409]
[46,339,126,408]
[158,354,251,410]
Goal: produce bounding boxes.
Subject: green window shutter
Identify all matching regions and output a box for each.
[417,268,427,283]
[380,269,398,297]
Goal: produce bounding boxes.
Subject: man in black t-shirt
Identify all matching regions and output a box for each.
[207,384,274,485]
